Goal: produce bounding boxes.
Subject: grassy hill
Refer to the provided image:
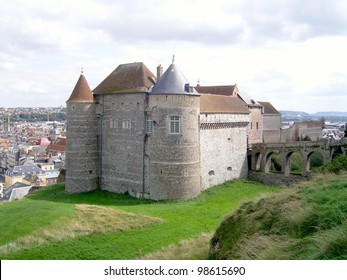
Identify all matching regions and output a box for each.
[2,156,346,260]
[0,180,278,260]
[209,173,347,260]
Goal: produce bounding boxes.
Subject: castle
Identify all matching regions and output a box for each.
[65,61,251,200]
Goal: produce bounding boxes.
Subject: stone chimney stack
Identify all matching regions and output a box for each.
[157,64,163,80]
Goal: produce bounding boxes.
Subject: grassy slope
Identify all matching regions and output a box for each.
[209,173,347,260]
[0,180,279,260]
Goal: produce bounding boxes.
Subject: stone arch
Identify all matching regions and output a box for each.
[251,152,263,171]
[289,151,304,175]
[264,151,275,173]
[300,150,324,176]
[283,151,294,176]
[247,154,252,170]
[254,152,262,171]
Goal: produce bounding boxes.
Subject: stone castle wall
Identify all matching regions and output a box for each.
[281,120,324,142]
[295,120,324,141]
[248,107,263,144]
[263,114,281,143]
[65,102,99,193]
[66,93,252,200]
[96,93,147,197]
[200,113,249,190]
[146,94,201,200]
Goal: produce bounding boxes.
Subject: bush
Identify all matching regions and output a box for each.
[271,154,282,172]
[310,153,324,167]
[321,155,347,174]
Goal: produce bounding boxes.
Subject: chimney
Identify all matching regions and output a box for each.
[157,64,163,80]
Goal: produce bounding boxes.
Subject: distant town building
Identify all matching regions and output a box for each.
[0,183,3,198]
[5,163,45,188]
[0,182,32,202]
[281,119,324,142]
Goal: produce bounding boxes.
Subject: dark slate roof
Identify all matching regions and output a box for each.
[0,182,31,202]
[200,94,250,114]
[12,182,32,189]
[93,62,156,94]
[237,90,262,107]
[66,74,94,103]
[195,85,237,96]
[150,64,199,95]
[258,101,281,115]
[7,165,42,177]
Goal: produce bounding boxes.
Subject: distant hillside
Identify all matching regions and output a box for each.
[312,112,347,117]
[280,110,310,117]
[280,110,347,122]
[280,110,311,121]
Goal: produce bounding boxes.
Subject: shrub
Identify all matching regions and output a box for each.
[271,154,282,172]
[310,152,324,167]
[321,155,347,174]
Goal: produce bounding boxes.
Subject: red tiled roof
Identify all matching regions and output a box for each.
[93,62,156,94]
[54,137,66,146]
[195,85,237,96]
[47,137,66,152]
[200,94,250,114]
[47,144,66,152]
[67,74,94,103]
[258,101,281,115]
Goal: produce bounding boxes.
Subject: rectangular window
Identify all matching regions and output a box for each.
[110,119,118,128]
[122,120,131,129]
[146,116,153,134]
[169,116,180,134]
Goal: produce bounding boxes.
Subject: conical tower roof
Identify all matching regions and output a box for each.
[66,74,94,103]
[150,63,199,95]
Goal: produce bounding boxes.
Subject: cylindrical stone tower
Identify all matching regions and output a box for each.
[146,63,201,200]
[65,74,99,193]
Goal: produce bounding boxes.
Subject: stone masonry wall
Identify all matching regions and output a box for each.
[200,113,249,190]
[263,114,281,143]
[295,120,323,141]
[97,93,147,197]
[281,120,324,142]
[146,94,201,200]
[248,107,263,144]
[65,102,99,193]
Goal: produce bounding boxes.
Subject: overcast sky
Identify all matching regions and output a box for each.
[1,0,346,113]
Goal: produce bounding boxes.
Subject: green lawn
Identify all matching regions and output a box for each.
[0,180,279,260]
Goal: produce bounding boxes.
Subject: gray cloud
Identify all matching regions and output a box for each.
[84,0,347,45]
[2,0,346,57]
[234,0,347,42]
[0,0,346,111]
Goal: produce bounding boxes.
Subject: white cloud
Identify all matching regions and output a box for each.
[0,0,346,113]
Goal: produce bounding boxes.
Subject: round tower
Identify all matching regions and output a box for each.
[65,73,99,193]
[146,63,200,200]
